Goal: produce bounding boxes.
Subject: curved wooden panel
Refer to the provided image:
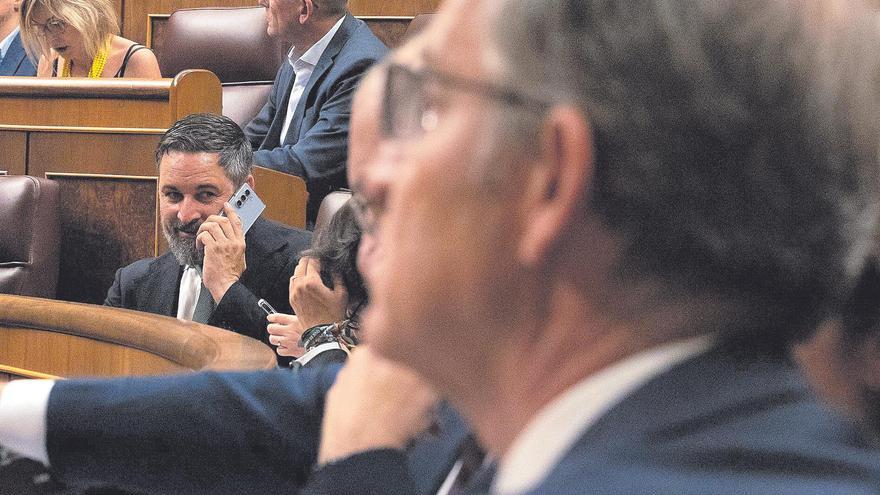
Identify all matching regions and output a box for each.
[0,294,276,378]
[253,166,308,229]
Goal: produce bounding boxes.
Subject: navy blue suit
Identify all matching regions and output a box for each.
[104,218,310,346]
[245,14,388,224]
[0,31,37,76]
[44,366,471,495]
[520,348,880,495]
[299,347,880,494]
[27,347,880,494]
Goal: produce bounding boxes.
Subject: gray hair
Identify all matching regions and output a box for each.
[156,113,253,187]
[494,0,880,348]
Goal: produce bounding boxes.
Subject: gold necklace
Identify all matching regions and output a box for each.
[60,38,110,78]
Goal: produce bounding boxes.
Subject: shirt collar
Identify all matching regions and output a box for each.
[287,16,345,69]
[493,334,717,494]
[0,26,20,61]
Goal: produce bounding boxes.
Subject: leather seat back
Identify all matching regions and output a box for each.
[0,176,61,298]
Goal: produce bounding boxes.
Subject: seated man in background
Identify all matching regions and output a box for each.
[245,0,388,225]
[105,113,311,347]
[0,0,35,75]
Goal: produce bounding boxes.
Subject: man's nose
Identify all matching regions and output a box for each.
[176,197,203,224]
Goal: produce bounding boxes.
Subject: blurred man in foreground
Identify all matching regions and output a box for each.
[311,0,880,492]
[0,0,880,493]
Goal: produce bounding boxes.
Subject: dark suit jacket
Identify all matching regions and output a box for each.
[39,347,880,494]
[244,14,388,224]
[521,347,880,495]
[44,366,471,495]
[0,31,37,76]
[299,347,880,495]
[104,217,311,345]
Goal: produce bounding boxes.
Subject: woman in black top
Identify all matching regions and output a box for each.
[18,0,160,78]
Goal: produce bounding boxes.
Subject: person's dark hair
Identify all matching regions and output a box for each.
[495,0,880,351]
[155,113,253,187]
[304,200,367,320]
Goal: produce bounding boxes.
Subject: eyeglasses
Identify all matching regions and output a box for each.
[31,18,67,36]
[381,62,550,139]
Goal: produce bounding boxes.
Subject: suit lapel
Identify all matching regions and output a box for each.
[262,63,296,149]
[407,402,474,495]
[139,254,184,317]
[238,218,287,288]
[577,346,809,451]
[285,14,358,143]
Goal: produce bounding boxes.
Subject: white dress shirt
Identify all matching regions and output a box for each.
[0,379,53,464]
[278,16,345,143]
[0,26,20,63]
[492,335,716,495]
[176,265,202,321]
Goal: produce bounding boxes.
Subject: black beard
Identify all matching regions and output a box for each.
[162,218,204,267]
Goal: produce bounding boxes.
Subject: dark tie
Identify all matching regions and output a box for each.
[462,459,497,494]
[191,283,215,324]
[446,435,493,495]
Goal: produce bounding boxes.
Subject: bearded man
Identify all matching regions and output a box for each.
[105,113,311,345]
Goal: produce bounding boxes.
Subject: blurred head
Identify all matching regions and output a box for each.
[361,0,880,394]
[19,0,118,63]
[156,113,255,267]
[0,0,16,26]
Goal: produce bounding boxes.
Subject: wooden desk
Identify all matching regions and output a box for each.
[0,294,276,379]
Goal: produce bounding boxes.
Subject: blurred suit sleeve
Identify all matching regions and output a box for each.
[45,366,339,495]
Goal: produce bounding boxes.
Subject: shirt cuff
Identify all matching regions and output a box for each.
[0,379,54,465]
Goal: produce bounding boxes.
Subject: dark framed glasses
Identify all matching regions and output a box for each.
[381,63,551,139]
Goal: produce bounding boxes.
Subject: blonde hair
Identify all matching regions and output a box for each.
[19,0,119,64]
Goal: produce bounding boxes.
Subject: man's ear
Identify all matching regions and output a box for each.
[299,0,314,24]
[246,174,255,190]
[517,106,593,266]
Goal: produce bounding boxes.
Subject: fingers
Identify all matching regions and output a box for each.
[266,313,305,356]
[306,257,321,278]
[222,203,244,239]
[317,347,440,464]
[197,207,244,247]
[266,313,301,334]
[292,256,309,280]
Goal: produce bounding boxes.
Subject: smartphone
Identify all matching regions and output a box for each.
[257,298,277,316]
[227,183,265,234]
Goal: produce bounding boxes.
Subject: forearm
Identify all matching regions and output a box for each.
[47,368,338,494]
